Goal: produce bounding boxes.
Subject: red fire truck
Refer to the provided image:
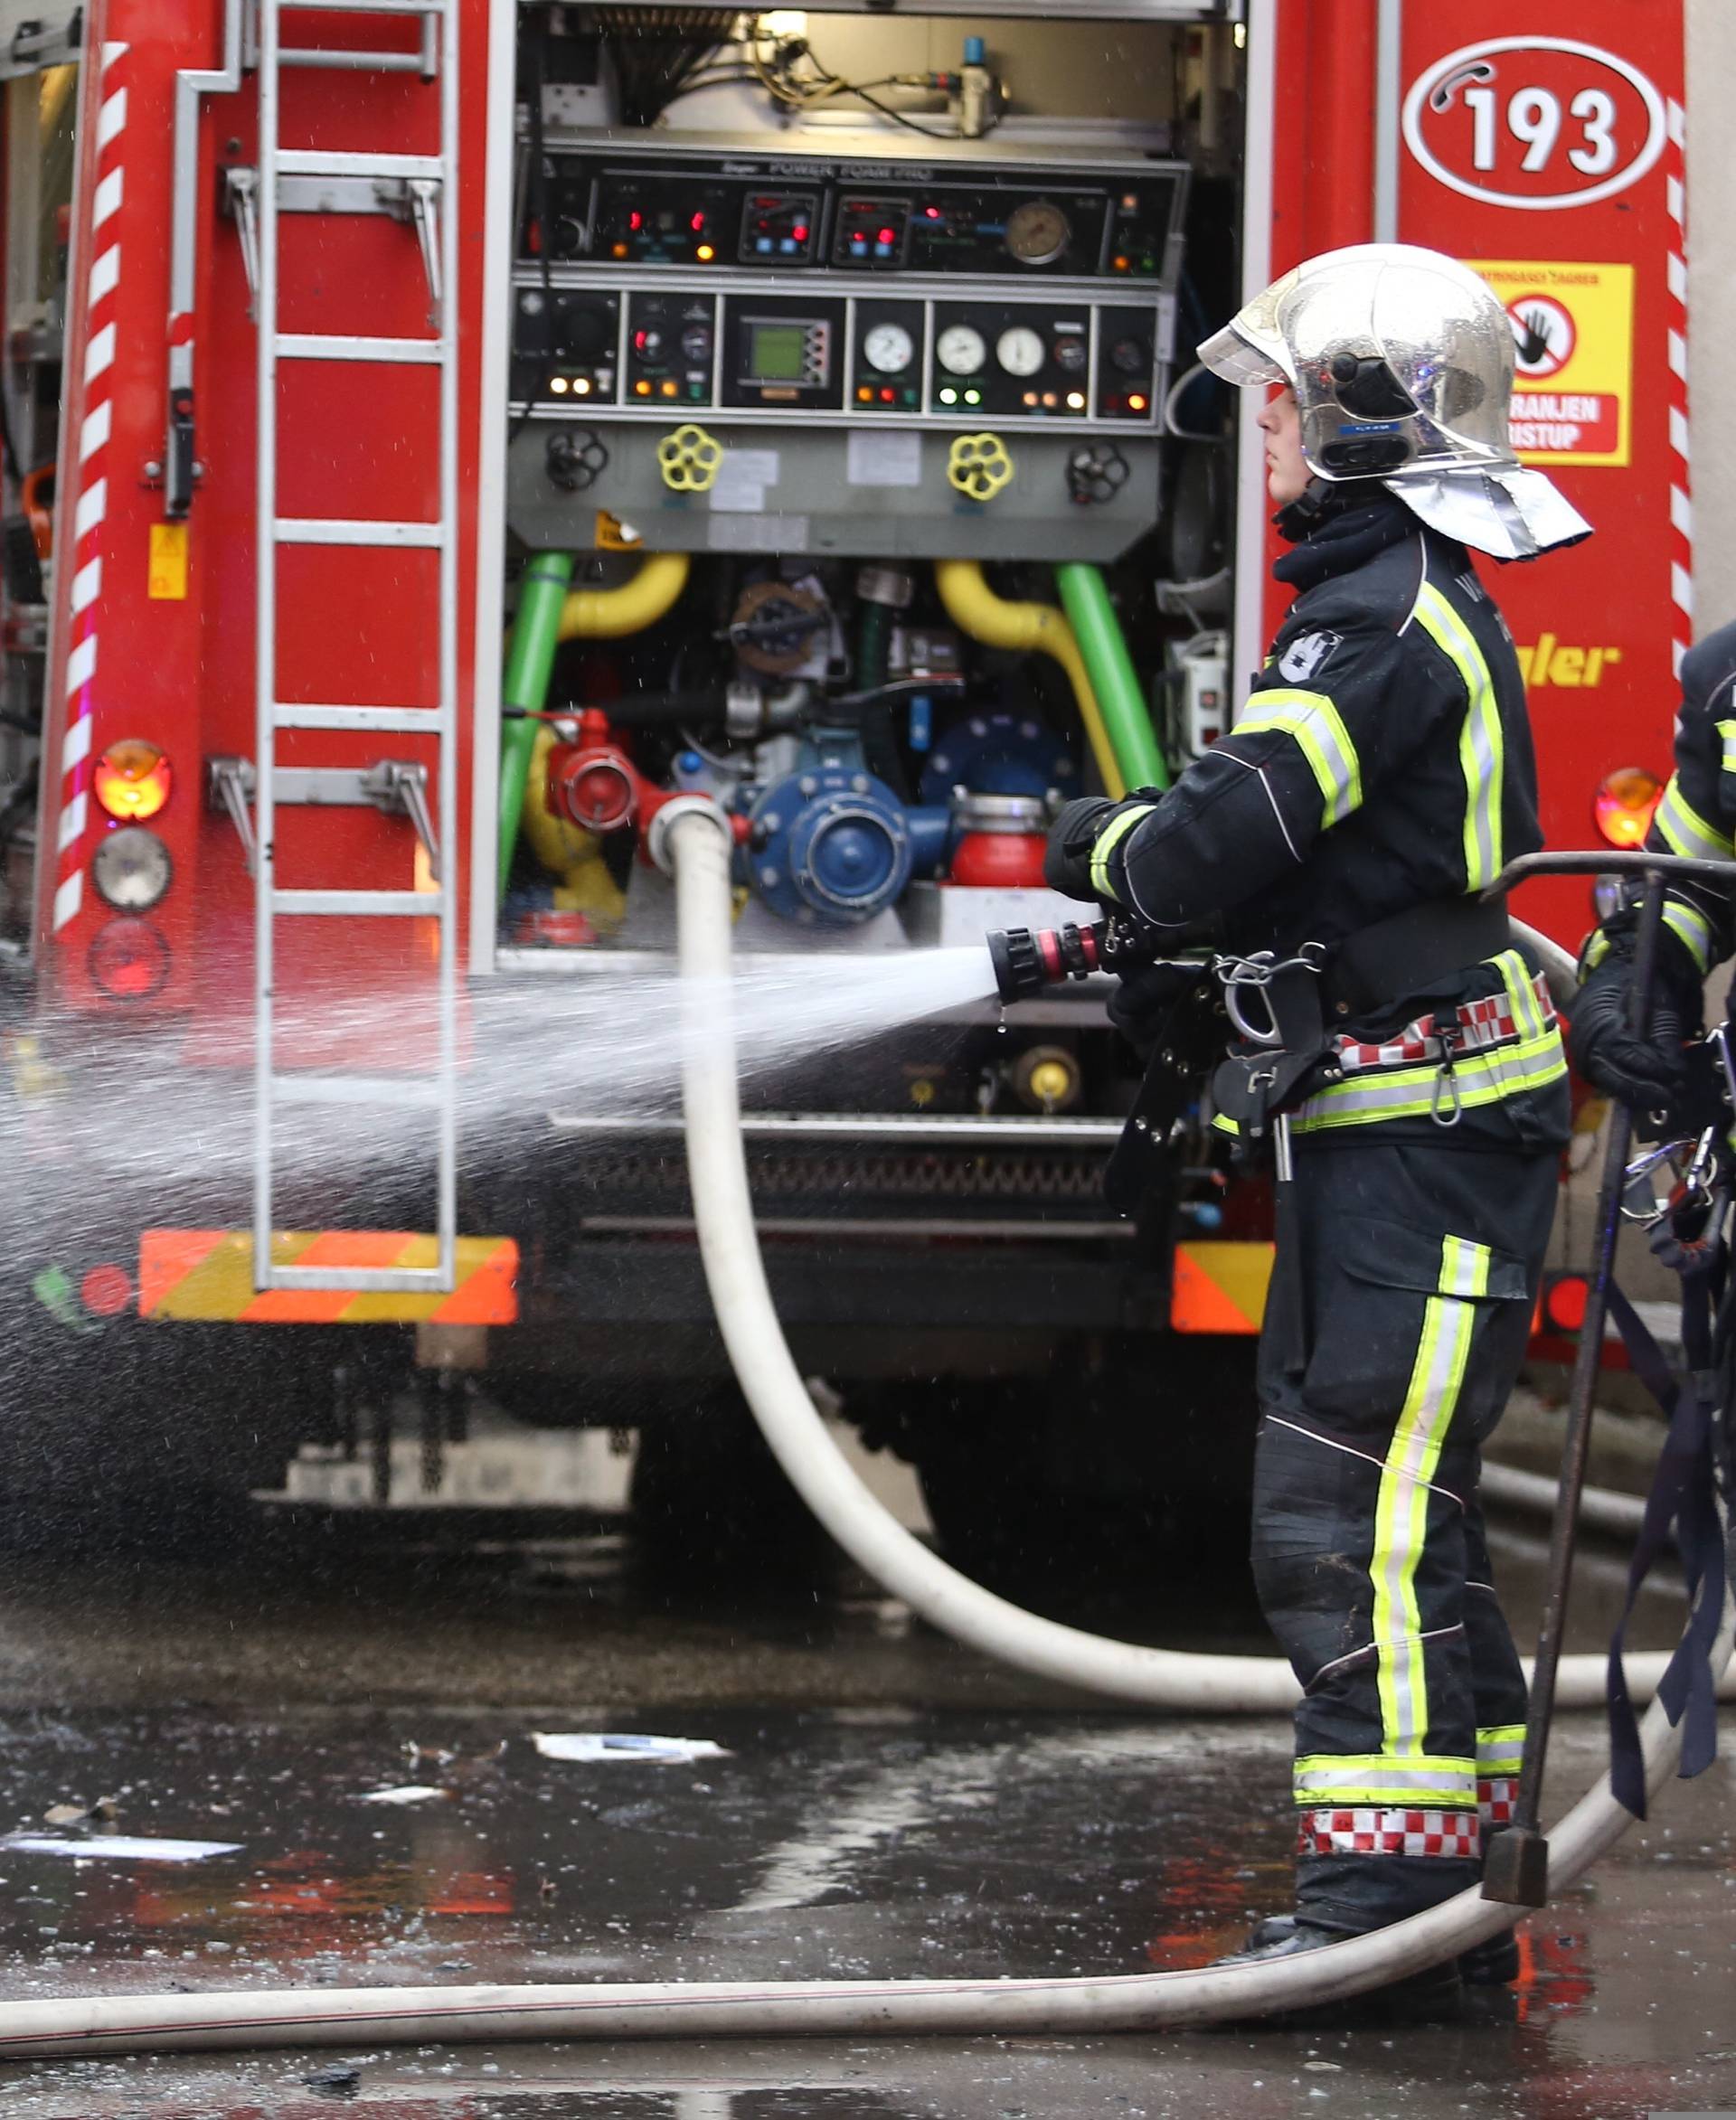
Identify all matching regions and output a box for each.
[0,0,1691,1569]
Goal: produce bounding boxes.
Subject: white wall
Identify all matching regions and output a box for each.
[1688,0,1736,636]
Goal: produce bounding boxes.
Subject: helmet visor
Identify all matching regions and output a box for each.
[1197,319,1289,389]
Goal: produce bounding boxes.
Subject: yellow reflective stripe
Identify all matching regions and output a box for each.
[1495,947,1545,1045]
[1476,1723,1526,1775]
[1580,929,1611,974]
[1373,1288,1476,1751]
[1414,580,1503,890]
[1293,1754,1477,1807]
[1718,718,1736,777]
[1290,1024,1568,1134]
[1087,803,1157,901]
[1234,687,1363,827]
[1439,1234,1491,1299]
[1663,898,1714,973]
[1655,775,1734,862]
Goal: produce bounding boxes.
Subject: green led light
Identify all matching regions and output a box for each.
[964,389,981,406]
[939,387,958,406]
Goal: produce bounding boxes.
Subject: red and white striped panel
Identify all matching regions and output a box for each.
[1666,93,1692,682]
[1297,1806,1481,1861]
[52,39,128,935]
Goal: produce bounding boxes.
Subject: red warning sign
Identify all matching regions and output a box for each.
[1507,293,1574,378]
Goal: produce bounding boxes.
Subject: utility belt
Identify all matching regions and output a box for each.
[1105,894,1527,1211]
[1212,895,1532,1169]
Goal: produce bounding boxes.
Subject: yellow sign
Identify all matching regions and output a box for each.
[147,522,189,599]
[1467,259,1636,468]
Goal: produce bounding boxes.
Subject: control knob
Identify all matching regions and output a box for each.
[1109,336,1150,376]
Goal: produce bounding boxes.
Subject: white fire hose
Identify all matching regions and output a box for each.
[664,801,1722,1715]
[0,813,1713,2059]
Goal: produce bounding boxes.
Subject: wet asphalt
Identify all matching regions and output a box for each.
[0,1499,1728,2118]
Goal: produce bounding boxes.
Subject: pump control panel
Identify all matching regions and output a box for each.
[507,131,1189,562]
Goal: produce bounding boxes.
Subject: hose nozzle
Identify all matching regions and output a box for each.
[987,919,1103,1003]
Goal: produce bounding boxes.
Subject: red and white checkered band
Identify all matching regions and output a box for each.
[1478,1776,1518,1828]
[1665,95,1691,681]
[52,39,128,935]
[1333,976,1557,1075]
[1297,1807,1480,1861]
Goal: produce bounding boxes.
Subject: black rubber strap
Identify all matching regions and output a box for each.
[1326,895,1514,1018]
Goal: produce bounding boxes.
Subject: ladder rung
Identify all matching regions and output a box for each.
[272,1074,442,1107]
[280,0,444,12]
[276,518,443,548]
[278,333,441,363]
[276,149,443,181]
[262,1265,450,1295]
[273,890,441,916]
[280,48,428,72]
[274,703,442,731]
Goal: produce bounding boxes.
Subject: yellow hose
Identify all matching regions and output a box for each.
[558,552,692,642]
[933,561,1125,799]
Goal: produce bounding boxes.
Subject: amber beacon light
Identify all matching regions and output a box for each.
[1594,766,1662,851]
[93,740,173,822]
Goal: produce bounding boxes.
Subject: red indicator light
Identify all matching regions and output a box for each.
[1544,1275,1590,1333]
[793,225,809,242]
[878,227,896,244]
[628,211,643,232]
[880,387,895,403]
[80,1264,133,1318]
[691,212,706,232]
[925,205,941,218]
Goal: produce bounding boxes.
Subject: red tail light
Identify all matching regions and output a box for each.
[1594,767,1662,850]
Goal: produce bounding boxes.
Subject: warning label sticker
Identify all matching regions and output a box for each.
[1466,260,1636,468]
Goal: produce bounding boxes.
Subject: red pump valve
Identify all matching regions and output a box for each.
[547,709,651,834]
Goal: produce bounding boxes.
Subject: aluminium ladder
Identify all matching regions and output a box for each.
[253,0,461,1295]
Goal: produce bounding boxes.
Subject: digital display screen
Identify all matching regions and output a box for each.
[748,323,810,382]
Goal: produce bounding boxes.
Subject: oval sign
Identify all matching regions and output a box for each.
[1403,36,1666,212]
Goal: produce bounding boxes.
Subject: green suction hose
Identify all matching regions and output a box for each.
[1054,564,1169,792]
[498,552,577,902]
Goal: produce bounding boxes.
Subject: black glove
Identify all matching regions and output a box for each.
[1043,789,1166,902]
[1568,952,1689,1121]
[1043,796,1116,900]
[1106,959,1201,1062]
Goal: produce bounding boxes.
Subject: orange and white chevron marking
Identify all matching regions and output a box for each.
[139,1230,518,1324]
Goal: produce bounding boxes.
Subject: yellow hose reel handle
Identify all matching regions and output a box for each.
[657,423,724,495]
[946,432,1014,504]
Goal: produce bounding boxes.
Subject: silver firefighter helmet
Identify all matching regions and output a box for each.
[1199,242,1590,560]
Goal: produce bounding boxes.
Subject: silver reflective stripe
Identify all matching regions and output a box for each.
[1439,1235,1492,1299]
[1655,775,1735,862]
[1294,1758,1477,1800]
[1231,688,1363,828]
[1663,898,1714,973]
[1291,1027,1567,1133]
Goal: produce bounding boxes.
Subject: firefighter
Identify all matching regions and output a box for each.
[1570,617,1736,1124]
[1046,244,1590,2006]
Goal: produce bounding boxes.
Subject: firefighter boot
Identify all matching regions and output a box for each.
[1216,1917,1464,2022]
[1244,1913,1517,1987]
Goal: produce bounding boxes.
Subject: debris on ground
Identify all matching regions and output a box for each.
[302,2061,363,2095]
[41,1795,119,1826]
[356,1784,450,1805]
[531,1731,730,1764]
[1,1833,241,1861]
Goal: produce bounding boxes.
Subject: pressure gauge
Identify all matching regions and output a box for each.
[936,324,986,376]
[863,321,915,375]
[1005,200,1071,266]
[92,825,172,911]
[995,325,1045,378]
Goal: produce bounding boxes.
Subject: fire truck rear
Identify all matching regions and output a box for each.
[0,0,1692,1572]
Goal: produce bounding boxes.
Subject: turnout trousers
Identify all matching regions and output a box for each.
[1252,1134,1560,1934]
